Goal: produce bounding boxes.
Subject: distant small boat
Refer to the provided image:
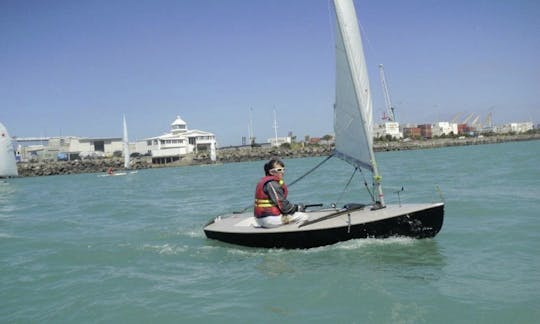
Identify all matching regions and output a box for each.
[123,115,138,175]
[0,122,18,178]
[98,171,128,177]
[98,115,137,177]
[203,0,444,249]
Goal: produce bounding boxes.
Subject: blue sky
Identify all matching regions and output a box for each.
[1,0,538,146]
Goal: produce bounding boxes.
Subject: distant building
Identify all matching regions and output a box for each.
[268,136,292,147]
[418,124,432,139]
[432,122,458,137]
[374,122,402,139]
[15,136,126,161]
[457,123,471,135]
[68,137,124,157]
[498,122,533,134]
[137,116,217,164]
[403,127,421,139]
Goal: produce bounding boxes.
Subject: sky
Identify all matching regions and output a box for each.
[1,0,539,146]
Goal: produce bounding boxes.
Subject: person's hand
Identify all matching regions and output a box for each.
[297,203,305,212]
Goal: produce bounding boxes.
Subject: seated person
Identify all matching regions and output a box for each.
[253,158,308,228]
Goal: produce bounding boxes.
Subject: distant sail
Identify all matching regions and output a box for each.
[0,122,18,177]
[123,115,130,169]
[210,140,216,162]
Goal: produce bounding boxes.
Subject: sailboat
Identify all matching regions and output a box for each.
[120,114,138,175]
[100,115,137,177]
[0,122,18,178]
[123,114,130,170]
[203,0,444,249]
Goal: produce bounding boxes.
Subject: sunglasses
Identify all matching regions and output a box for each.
[270,167,285,173]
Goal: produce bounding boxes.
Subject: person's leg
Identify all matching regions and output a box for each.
[285,212,309,224]
[255,215,283,228]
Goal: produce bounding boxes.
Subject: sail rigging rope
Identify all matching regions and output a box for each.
[288,154,334,187]
[334,167,358,207]
[358,167,375,203]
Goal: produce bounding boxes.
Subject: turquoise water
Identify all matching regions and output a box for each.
[1,141,539,323]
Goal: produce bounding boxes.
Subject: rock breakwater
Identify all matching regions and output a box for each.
[15,133,539,177]
[17,158,152,177]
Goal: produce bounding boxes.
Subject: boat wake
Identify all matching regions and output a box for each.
[142,243,189,255]
[333,236,418,249]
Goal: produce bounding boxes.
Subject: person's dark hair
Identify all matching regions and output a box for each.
[264,158,284,176]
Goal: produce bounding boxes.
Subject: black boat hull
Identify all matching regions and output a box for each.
[204,203,444,249]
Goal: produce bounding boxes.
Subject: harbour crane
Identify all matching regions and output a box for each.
[450,112,462,123]
[484,113,493,128]
[483,112,493,131]
[379,64,396,122]
[462,112,475,125]
[471,115,480,127]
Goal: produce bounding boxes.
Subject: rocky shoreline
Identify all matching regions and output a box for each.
[15,133,540,177]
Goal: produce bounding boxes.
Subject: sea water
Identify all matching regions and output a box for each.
[1,140,539,323]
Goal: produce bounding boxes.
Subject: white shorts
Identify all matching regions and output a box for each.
[255,212,309,228]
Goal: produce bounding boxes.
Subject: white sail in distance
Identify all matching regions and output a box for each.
[210,140,216,162]
[333,0,385,205]
[123,115,130,169]
[0,122,18,177]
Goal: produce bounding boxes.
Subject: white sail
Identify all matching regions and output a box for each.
[0,122,18,177]
[123,114,130,169]
[333,0,385,205]
[210,140,216,162]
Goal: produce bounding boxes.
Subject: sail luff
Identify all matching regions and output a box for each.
[333,0,385,206]
[123,114,130,170]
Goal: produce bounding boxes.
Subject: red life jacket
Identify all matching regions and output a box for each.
[254,175,288,217]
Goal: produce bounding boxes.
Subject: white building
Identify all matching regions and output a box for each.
[66,137,124,157]
[138,116,217,164]
[498,122,534,134]
[268,136,292,147]
[432,122,458,137]
[16,136,126,161]
[374,122,402,139]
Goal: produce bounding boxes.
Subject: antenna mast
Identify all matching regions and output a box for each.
[248,107,255,145]
[273,109,278,145]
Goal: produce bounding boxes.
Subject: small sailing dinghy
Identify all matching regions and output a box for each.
[203,0,444,249]
[98,115,137,177]
[122,114,137,175]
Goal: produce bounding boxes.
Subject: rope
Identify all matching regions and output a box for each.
[334,167,358,207]
[288,154,334,187]
[358,167,375,203]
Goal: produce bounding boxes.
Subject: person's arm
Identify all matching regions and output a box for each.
[264,181,298,215]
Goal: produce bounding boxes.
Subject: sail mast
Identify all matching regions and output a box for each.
[333,0,385,206]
